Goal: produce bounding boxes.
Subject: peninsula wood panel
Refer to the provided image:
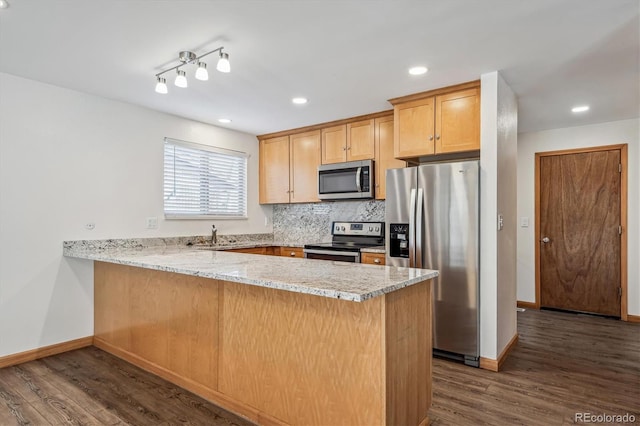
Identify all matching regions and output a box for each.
[94,262,219,389]
[219,281,386,425]
[385,280,431,425]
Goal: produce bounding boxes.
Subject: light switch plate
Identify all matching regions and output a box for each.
[520,217,529,228]
[146,217,158,229]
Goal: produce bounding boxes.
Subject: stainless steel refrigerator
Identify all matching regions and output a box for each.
[385,160,480,367]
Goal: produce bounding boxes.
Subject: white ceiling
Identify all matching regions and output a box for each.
[0,0,638,136]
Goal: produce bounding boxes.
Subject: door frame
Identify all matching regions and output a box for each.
[534,144,628,320]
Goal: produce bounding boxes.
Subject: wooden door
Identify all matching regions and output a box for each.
[435,87,480,154]
[374,115,405,200]
[346,119,375,161]
[394,97,435,158]
[290,130,321,203]
[259,136,290,204]
[321,125,346,164]
[539,149,621,317]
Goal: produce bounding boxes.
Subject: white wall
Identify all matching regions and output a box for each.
[480,71,518,360]
[517,118,640,316]
[0,72,272,357]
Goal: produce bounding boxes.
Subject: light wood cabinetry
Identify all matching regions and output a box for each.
[374,115,405,200]
[95,261,433,426]
[259,131,321,204]
[225,247,277,255]
[259,136,290,204]
[391,82,480,159]
[321,120,375,164]
[362,252,385,265]
[279,247,304,258]
[321,125,347,164]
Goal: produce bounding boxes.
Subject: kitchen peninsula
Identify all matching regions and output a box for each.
[64,240,438,426]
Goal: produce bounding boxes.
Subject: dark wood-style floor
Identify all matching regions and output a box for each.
[0,309,638,425]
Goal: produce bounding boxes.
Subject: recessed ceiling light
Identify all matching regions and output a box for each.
[571,105,590,113]
[0,0,9,9]
[408,66,428,76]
[292,97,308,105]
[218,118,232,123]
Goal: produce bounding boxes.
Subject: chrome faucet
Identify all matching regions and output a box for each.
[211,224,217,245]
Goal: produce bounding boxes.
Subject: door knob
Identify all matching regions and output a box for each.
[541,237,550,243]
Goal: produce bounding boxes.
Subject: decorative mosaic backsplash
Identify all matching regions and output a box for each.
[272,200,385,243]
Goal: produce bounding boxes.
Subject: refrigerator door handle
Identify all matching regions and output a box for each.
[355,167,362,192]
[416,188,424,268]
[409,188,417,267]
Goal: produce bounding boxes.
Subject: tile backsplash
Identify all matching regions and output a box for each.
[273,200,385,243]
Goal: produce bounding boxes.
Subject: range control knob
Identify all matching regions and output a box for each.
[369,226,373,231]
[375,227,380,232]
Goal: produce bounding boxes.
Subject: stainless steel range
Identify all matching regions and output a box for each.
[303,221,384,263]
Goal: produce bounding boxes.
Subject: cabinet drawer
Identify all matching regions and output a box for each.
[362,253,385,266]
[280,247,304,258]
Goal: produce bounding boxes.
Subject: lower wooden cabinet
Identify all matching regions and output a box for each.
[280,247,304,258]
[362,253,385,265]
[225,247,272,255]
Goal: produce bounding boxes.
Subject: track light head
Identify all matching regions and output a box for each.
[155,77,168,94]
[195,62,209,81]
[217,52,230,73]
[175,69,188,88]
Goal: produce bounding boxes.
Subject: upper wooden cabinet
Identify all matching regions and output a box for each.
[259,136,290,204]
[290,131,321,203]
[391,82,480,159]
[259,131,321,204]
[321,120,375,164]
[374,115,405,200]
[321,125,347,164]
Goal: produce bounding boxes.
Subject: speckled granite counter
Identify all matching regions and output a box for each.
[64,243,435,302]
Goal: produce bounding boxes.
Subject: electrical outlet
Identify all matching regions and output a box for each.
[497,214,504,231]
[146,217,158,229]
[85,223,95,230]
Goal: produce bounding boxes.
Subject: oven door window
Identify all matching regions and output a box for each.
[305,251,360,263]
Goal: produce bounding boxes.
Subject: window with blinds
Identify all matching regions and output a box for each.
[163,138,248,219]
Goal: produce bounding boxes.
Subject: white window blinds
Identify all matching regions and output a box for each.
[163,138,248,219]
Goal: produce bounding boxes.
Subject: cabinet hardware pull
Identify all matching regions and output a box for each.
[343,147,347,151]
[436,134,440,140]
[374,258,381,264]
[429,135,434,141]
[290,252,295,256]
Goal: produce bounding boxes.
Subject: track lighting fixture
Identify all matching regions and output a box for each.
[154,47,230,94]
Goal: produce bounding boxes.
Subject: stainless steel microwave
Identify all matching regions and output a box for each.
[318,160,374,200]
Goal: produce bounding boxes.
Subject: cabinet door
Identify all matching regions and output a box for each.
[374,116,405,200]
[435,87,480,153]
[259,136,290,204]
[290,130,321,203]
[321,125,347,164]
[346,119,375,161]
[394,97,435,158]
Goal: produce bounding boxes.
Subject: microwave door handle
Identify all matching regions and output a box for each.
[416,188,424,269]
[355,167,362,192]
[409,188,417,268]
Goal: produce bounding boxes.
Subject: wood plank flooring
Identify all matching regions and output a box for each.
[0,309,638,425]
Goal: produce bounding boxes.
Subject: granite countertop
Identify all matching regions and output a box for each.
[64,244,436,302]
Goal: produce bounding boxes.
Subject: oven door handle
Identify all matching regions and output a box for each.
[303,249,360,257]
[355,167,362,192]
